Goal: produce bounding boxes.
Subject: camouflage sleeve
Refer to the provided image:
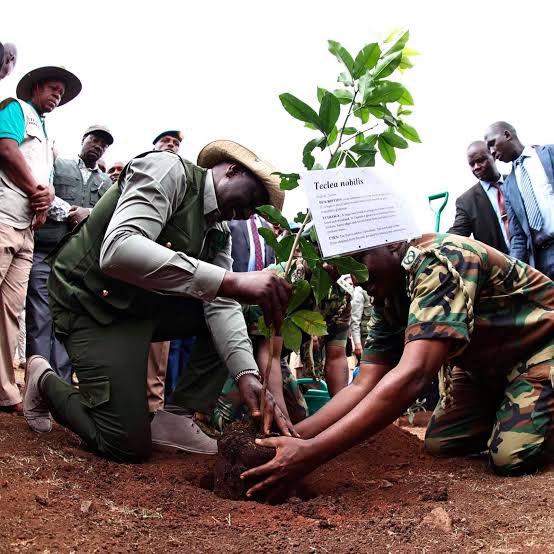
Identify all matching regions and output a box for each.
[404,247,481,354]
[326,297,352,348]
[361,304,404,366]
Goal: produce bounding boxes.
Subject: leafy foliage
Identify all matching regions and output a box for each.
[258,31,419,344]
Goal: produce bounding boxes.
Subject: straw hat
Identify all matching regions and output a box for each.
[197,140,284,211]
[17,66,81,106]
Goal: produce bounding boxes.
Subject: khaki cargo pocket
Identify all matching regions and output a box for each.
[79,377,110,409]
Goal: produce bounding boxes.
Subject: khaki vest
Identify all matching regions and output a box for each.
[0,99,54,228]
[48,154,230,327]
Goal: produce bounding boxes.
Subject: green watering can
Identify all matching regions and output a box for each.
[297,378,330,415]
[428,191,449,232]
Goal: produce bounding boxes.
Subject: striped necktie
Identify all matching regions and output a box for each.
[515,156,544,231]
[249,215,264,270]
[491,181,510,242]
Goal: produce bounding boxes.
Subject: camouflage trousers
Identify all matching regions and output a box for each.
[425,359,554,475]
[211,361,308,432]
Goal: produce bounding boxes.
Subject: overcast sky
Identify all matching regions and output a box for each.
[2,0,552,231]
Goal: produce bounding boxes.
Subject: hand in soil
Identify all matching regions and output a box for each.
[241,435,316,498]
[237,374,299,437]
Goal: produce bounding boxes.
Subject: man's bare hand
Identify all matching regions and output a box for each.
[237,374,299,437]
[354,342,363,358]
[219,271,291,333]
[68,206,90,229]
[30,184,54,212]
[32,210,47,231]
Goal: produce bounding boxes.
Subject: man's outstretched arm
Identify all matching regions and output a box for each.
[241,338,451,497]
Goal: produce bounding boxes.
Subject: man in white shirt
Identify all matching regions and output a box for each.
[485,121,554,279]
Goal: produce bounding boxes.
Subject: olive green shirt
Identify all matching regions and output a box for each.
[99,152,256,377]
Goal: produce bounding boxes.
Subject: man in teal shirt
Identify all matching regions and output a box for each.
[0,65,80,413]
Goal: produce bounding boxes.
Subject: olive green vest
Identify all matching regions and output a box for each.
[48,153,230,326]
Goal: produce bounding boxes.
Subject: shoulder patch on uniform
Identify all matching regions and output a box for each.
[0,97,17,111]
[401,246,422,272]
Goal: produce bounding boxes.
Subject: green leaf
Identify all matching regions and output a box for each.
[355,132,365,144]
[310,263,332,305]
[352,42,381,78]
[328,40,354,76]
[350,142,377,155]
[381,131,408,149]
[327,126,338,146]
[402,48,420,57]
[377,135,396,165]
[333,89,354,105]
[299,237,319,269]
[257,315,271,339]
[319,91,340,134]
[358,152,376,167]
[397,121,421,142]
[397,108,412,116]
[398,87,414,106]
[282,318,302,352]
[327,256,369,283]
[304,122,319,130]
[327,150,345,169]
[399,55,414,71]
[383,27,402,43]
[365,134,379,146]
[358,73,372,102]
[303,138,325,170]
[257,205,290,231]
[337,72,353,86]
[258,227,279,252]
[385,30,409,54]
[274,234,296,263]
[342,127,358,135]
[345,152,358,168]
[290,310,328,337]
[287,280,312,314]
[364,81,404,104]
[316,87,329,103]
[294,210,308,224]
[366,106,392,123]
[354,106,369,124]
[373,51,403,80]
[273,171,300,191]
[279,93,321,128]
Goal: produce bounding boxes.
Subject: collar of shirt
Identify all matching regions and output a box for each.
[514,145,534,166]
[76,156,99,172]
[480,176,504,191]
[203,169,221,225]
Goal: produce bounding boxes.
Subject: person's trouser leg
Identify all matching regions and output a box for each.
[488,358,554,475]
[0,224,33,406]
[425,366,502,457]
[146,341,170,413]
[26,250,72,383]
[42,315,155,462]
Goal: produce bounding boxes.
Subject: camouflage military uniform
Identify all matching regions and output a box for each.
[362,233,554,475]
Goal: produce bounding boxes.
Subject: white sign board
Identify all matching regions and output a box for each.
[301,167,420,258]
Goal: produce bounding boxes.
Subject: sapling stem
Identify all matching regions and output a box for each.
[260,209,312,430]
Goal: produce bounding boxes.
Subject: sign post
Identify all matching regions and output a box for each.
[301,167,420,258]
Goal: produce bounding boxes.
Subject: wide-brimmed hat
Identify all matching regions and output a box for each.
[153,129,183,145]
[83,124,114,145]
[197,140,284,211]
[16,66,81,106]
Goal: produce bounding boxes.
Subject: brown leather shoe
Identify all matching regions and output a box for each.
[0,402,23,415]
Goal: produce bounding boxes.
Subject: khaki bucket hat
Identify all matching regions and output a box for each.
[197,140,284,211]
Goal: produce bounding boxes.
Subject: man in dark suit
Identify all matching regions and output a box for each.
[485,121,554,279]
[449,141,509,253]
[228,215,275,272]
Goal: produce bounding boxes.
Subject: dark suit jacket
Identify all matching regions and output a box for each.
[504,144,554,267]
[228,219,275,272]
[448,182,509,253]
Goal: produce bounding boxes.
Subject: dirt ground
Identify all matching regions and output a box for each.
[0,411,552,554]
